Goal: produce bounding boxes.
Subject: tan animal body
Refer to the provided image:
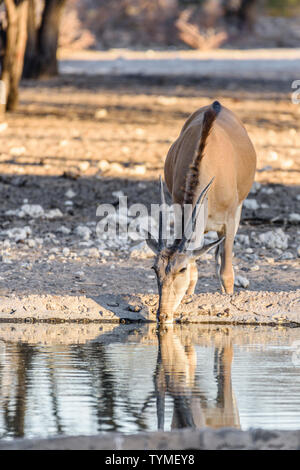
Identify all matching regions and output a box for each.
[146,101,256,323]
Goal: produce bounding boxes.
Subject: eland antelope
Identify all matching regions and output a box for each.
[146,101,256,323]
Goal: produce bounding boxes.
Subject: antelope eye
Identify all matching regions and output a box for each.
[179,267,187,274]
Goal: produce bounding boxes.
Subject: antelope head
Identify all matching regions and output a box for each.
[146,178,224,323]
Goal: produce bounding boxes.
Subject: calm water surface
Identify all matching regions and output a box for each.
[0,323,299,440]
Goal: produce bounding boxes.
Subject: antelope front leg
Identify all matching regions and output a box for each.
[218,206,241,294]
[219,232,235,295]
[186,262,198,295]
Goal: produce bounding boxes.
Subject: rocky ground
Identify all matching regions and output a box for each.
[0,73,299,315]
[1,427,300,450]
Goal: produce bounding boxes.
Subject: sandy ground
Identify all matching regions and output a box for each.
[0,60,299,322]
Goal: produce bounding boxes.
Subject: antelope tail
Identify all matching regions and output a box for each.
[184,100,221,205]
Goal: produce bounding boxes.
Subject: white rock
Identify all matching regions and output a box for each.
[45,232,56,240]
[112,190,125,198]
[110,162,123,173]
[10,146,26,156]
[132,165,146,175]
[95,108,108,119]
[65,189,76,198]
[289,213,300,223]
[5,204,61,219]
[57,226,71,235]
[244,199,259,210]
[280,251,293,260]
[129,241,154,259]
[75,271,85,279]
[5,209,22,217]
[261,187,274,195]
[62,247,70,257]
[249,182,261,194]
[281,159,294,169]
[21,204,44,218]
[78,161,90,172]
[45,209,63,219]
[97,160,110,172]
[204,231,218,241]
[135,128,145,136]
[75,225,91,241]
[82,247,100,258]
[235,234,250,245]
[3,239,11,248]
[258,228,289,250]
[267,150,278,162]
[234,275,250,288]
[102,250,113,257]
[78,240,94,247]
[26,239,36,248]
[64,200,73,206]
[0,122,8,132]
[6,226,32,242]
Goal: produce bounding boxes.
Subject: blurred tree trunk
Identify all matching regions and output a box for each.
[237,0,257,30]
[37,0,66,77]
[0,0,29,113]
[23,0,38,78]
[23,0,66,79]
[223,0,257,30]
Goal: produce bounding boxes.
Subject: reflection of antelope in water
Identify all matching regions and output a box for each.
[154,326,240,430]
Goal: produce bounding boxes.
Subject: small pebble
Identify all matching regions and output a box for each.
[234,275,250,288]
[62,248,70,257]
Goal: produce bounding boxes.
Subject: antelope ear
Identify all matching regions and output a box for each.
[192,237,224,259]
[144,232,159,254]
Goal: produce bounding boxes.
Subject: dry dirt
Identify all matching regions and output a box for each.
[0,72,299,323]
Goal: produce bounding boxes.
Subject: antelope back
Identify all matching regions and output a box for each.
[164,104,256,212]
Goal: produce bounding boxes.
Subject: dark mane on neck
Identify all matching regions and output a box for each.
[183,101,221,206]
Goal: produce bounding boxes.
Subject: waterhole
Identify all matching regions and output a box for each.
[0,323,299,440]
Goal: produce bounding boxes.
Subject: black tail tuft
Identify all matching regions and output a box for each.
[183,101,220,205]
[212,100,221,114]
